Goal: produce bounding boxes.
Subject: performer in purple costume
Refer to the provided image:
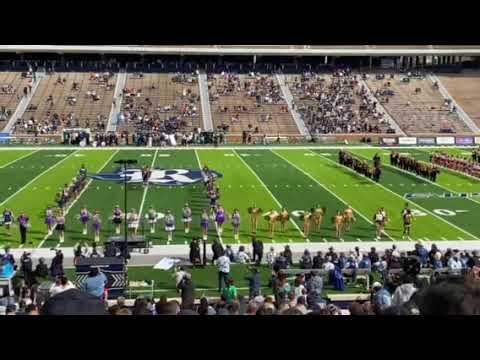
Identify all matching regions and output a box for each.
[45,207,55,235]
[56,209,66,243]
[79,206,90,235]
[92,211,102,242]
[215,205,226,237]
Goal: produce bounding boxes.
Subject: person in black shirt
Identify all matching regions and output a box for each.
[252,236,264,265]
[34,258,49,279]
[20,252,33,287]
[211,238,224,265]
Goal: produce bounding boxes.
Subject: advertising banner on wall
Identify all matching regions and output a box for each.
[436,137,455,145]
[398,137,417,145]
[455,137,474,145]
[417,138,436,145]
[381,138,397,146]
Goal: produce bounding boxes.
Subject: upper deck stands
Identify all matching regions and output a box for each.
[117,73,202,136]
[437,74,480,130]
[13,72,116,135]
[0,72,32,131]
[208,73,299,136]
[365,74,471,135]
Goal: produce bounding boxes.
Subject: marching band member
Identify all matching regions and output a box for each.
[333,210,345,240]
[164,210,176,243]
[312,206,327,232]
[231,209,241,241]
[182,203,193,234]
[302,209,312,239]
[373,208,388,241]
[403,209,414,240]
[112,205,123,235]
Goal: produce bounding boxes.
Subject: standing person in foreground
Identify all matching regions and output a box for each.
[17,212,30,245]
[217,251,231,293]
[252,236,264,265]
[83,267,108,299]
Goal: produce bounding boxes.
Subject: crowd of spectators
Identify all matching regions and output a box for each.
[290,69,394,135]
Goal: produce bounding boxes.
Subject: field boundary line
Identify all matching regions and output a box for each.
[314,150,478,240]
[353,150,480,206]
[138,149,159,220]
[0,150,40,169]
[272,150,394,241]
[233,149,305,239]
[38,150,120,248]
[0,150,79,208]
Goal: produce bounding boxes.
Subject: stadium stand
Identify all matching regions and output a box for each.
[365,73,472,135]
[12,72,116,135]
[208,72,300,137]
[285,70,394,135]
[0,72,33,131]
[437,74,480,129]
[117,73,203,139]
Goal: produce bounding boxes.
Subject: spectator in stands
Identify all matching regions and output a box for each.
[236,246,250,264]
[252,236,264,265]
[222,279,238,304]
[448,253,463,270]
[50,250,64,278]
[299,249,313,269]
[132,297,152,315]
[25,304,39,316]
[306,270,323,309]
[197,297,216,315]
[109,296,127,315]
[211,238,224,264]
[372,281,392,313]
[177,273,196,310]
[313,251,324,269]
[283,245,293,266]
[49,276,75,297]
[35,258,49,279]
[266,247,276,267]
[217,251,231,293]
[82,268,107,299]
[245,267,261,299]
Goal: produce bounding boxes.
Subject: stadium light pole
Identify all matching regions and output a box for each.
[114,159,138,262]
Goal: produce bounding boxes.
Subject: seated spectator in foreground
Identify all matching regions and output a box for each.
[108,296,127,315]
[41,289,107,315]
[49,276,75,297]
[82,268,107,299]
[372,281,392,313]
[236,246,250,264]
[299,249,313,269]
[34,258,49,279]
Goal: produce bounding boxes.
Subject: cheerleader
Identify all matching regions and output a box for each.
[215,205,226,238]
[182,203,193,234]
[56,209,66,244]
[280,208,290,232]
[2,208,14,236]
[92,211,102,242]
[112,206,123,235]
[127,208,139,237]
[231,209,241,241]
[266,209,279,239]
[248,204,262,234]
[164,210,175,243]
[333,210,345,240]
[79,206,90,235]
[342,205,356,232]
[200,209,210,241]
[45,207,55,236]
[302,210,312,239]
[208,188,218,211]
[146,206,158,234]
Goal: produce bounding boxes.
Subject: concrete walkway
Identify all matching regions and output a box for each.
[106,70,127,132]
[4,72,46,133]
[276,74,309,137]
[197,71,213,132]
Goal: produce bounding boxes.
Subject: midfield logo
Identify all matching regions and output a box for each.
[90,168,222,186]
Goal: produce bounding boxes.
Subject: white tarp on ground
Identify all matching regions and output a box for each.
[153,257,181,271]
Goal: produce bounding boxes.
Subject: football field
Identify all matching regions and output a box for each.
[0,146,479,249]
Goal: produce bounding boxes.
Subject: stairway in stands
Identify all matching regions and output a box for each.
[197,70,214,132]
[106,69,127,133]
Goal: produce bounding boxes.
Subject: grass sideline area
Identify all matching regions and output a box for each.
[0,146,479,250]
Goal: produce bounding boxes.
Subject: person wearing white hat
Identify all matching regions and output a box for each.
[372,282,392,312]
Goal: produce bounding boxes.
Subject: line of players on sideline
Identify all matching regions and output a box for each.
[1,169,416,245]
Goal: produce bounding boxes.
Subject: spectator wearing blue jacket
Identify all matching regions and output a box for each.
[372,282,392,312]
[83,268,108,299]
[359,254,372,270]
[415,242,429,266]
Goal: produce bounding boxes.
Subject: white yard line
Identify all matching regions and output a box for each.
[138,149,159,219]
[314,150,478,240]
[0,150,40,169]
[233,149,305,238]
[38,150,120,248]
[272,150,394,241]
[0,150,79,208]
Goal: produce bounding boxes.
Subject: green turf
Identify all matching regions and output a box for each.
[350,148,480,240]
[64,264,368,299]
[196,149,302,244]
[239,149,373,242]
[0,150,37,168]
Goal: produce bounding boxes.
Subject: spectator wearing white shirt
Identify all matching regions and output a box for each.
[266,247,276,267]
[448,254,463,270]
[217,252,231,293]
[323,256,335,272]
[49,276,75,297]
[236,246,250,264]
